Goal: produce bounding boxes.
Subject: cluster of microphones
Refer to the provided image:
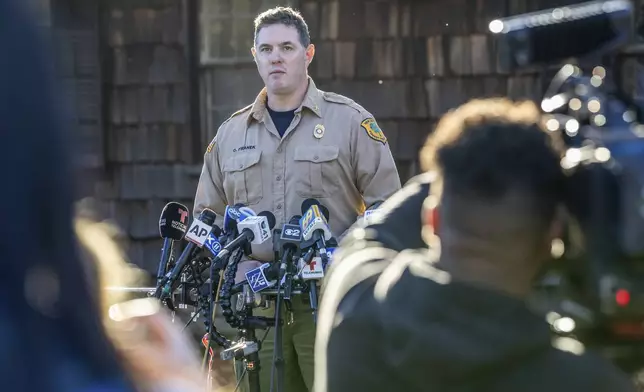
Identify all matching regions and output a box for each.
[151,197,382,382]
[152,197,387,321]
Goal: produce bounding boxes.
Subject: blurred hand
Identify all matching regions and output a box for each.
[107,298,212,392]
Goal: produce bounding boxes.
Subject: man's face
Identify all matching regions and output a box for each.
[252,24,314,95]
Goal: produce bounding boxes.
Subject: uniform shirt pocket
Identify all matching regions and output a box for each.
[293,145,340,198]
[221,151,263,206]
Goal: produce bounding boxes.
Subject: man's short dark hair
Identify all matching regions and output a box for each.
[420,98,566,225]
[253,6,311,48]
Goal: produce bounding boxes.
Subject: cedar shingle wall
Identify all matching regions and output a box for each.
[303,0,564,182]
[45,0,644,272]
[97,0,198,272]
[48,0,104,199]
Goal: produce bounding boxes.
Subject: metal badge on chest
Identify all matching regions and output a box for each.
[314,124,325,139]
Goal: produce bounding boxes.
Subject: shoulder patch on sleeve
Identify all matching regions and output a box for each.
[322,92,362,113]
[205,138,216,154]
[361,118,387,145]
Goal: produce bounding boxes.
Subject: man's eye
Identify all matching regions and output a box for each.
[283,46,293,51]
[261,47,271,52]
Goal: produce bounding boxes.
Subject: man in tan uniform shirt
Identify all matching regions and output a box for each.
[193,6,401,392]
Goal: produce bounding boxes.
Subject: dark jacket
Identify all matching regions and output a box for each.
[316,246,636,392]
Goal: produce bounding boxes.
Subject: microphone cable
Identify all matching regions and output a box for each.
[269,248,297,392]
[201,258,231,371]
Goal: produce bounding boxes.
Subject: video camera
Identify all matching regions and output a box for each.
[490,0,644,370]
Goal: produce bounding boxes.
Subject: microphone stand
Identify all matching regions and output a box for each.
[270,248,295,392]
[301,247,321,323]
[156,237,174,286]
[203,248,233,380]
[240,283,262,392]
[219,246,275,392]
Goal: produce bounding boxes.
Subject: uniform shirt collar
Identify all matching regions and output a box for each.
[248,77,323,124]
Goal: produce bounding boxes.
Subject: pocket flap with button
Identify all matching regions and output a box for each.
[294,146,339,163]
[222,151,262,172]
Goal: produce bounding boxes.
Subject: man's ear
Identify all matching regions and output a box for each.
[305,44,315,66]
[251,46,256,60]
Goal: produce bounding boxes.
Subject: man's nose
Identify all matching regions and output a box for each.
[269,49,283,63]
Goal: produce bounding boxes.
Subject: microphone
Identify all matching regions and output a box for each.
[299,199,333,265]
[362,201,383,225]
[211,211,277,266]
[203,225,224,257]
[242,212,332,295]
[297,250,325,323]
[223,204,256,235]
[157,208,217,299]
[244,262,279,293]
[159,202,190,239]
[273,215,304,301]
[274,215,303,258]
[300,198,333,242]
[156,202,189,283]
[299,200,334,322]
[243,213,304,293]
[297,203,329,322]
[237,211,276,245]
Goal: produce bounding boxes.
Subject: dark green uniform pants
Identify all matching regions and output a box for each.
[234,298,315,392]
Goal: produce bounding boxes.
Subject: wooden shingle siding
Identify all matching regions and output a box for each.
[98,0,194,272]
[44,0,644,272]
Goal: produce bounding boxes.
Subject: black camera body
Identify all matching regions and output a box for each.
[491,0,644,370]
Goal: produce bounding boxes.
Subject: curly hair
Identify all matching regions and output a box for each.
[420,98,566,223]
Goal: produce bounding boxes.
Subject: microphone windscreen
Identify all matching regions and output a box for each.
[199,208,217,225]
[258,211,277,230]
[301,198,320,214]
[320,205,330,221]
[159,202,189,240]
[289,215,302,224]
[211,224,222,238]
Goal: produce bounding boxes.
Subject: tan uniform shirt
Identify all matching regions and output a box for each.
[194,78,401,262]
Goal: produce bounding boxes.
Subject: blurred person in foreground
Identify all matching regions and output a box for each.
[0,1,212,390]
[314,98,637,392]
[75,210,217,392]
[0,0,135,390]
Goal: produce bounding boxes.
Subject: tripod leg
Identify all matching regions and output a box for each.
[270,298,286,392]
[230,359,247,391]
[276,318,284,392]
[246,356,261,392]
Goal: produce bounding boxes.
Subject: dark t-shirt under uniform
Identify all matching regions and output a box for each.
[267,106,295,138]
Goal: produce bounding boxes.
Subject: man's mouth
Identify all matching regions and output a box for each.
[270,70,285,75]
